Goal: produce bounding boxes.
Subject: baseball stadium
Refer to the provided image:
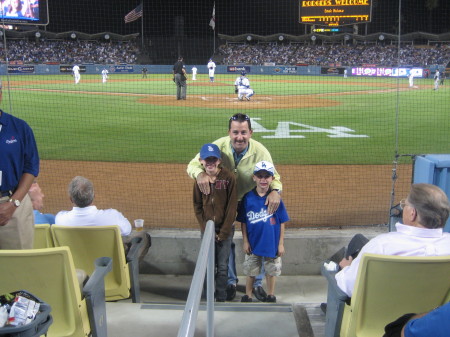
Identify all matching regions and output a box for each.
[1,0,450,336]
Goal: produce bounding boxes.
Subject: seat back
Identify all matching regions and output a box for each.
[0,247,91,337]
[51,225,131,301]
[341,253,450,337]
[33,223,54,248]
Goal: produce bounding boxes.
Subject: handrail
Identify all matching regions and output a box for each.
[177,220,215,337]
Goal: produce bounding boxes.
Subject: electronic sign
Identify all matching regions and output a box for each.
[0,0,49,26]
[300,0,372,27]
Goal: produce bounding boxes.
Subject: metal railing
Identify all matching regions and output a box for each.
[177,220,215,337]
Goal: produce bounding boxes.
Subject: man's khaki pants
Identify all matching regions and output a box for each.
[0,194,34,249]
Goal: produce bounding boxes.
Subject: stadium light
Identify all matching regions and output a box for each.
[70,32,76,39]
[104,34,110,40]
[379,34,385,41]
[35,31,41,38]
[311,35,316,41]
[344,34,350,41]
[246,35,252,41]
[278,35,284,41]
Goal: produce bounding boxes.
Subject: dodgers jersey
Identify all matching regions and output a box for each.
[237,188,289,258]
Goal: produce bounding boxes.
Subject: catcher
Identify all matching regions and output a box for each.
[234,71,254,101]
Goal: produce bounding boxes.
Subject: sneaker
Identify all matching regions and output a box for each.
[266,295,276,303]
[320,303,327,314]
[241,295,252,302]
[245,96,251,101]
[226,284,236,301]
[253,286,268,302]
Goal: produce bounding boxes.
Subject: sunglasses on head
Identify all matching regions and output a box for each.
[230,114,250,121]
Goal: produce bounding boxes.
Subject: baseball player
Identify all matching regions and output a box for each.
[72,64,80,84]
[234,71,254,101]
[192,66,197,81]
[207,59,216,82]
[434,70,440,90]
[408,72,414,88]
[101,68,109,84]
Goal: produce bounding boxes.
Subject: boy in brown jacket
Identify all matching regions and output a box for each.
[193,143,237,301]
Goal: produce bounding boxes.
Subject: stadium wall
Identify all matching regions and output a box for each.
[0,64,444,77]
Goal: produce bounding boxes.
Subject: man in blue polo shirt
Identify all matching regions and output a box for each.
[0,79,40,249]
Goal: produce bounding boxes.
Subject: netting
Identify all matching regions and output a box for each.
[1,0,449,229]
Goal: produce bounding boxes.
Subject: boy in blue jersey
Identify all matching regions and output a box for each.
[237,161,289,303]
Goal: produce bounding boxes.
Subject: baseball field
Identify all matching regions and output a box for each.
[3,73,449,228]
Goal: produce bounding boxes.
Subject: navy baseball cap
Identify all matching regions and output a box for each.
[200,143,221,160]
[241,71,246,76]
[254,161,274,176]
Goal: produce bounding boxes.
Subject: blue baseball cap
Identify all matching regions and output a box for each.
[200,143,221,160]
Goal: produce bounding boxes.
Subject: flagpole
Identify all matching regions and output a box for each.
[141,1,144,49]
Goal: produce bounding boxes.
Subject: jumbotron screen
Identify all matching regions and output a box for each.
[299,0,372,27]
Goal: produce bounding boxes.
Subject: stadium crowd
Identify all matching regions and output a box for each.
[0,39,139,64]
[218,43,450,66]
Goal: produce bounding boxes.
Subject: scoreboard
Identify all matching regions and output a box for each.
[299,0,372,27]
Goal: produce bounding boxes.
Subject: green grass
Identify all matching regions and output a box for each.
[2,74,449,165]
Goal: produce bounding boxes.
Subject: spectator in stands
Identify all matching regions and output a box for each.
[334,183,450,298]
[193,143,237,302]
[55,176,151,259]
[187,113,282,302]
[28,182,55,224]
[383,301,450,337]
[55,176,132,235]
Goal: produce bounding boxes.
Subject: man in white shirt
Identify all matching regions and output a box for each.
[191,66,197,81]
[55,176,131,236]
[335,183,450,297]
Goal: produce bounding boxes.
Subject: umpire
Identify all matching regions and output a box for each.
[173,56,187,100]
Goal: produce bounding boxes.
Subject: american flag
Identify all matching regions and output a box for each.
[124,3,143,23]
[209,3,215,30]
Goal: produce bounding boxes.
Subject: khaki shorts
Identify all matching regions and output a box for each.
[243,254,282,277]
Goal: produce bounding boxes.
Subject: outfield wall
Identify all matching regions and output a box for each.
[0,64,443,77]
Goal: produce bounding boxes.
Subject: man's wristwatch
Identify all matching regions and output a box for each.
[9,198,21,207]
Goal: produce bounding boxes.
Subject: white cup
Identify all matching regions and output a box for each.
[134,219,144,232]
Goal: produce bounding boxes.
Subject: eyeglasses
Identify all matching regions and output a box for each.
[230,114,250,121]
[255,173,272,179]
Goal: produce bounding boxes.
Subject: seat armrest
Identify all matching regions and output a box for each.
[126,236,144,303]
[321,263,350,337]
[126,236,144,263]
[83,257,113,337]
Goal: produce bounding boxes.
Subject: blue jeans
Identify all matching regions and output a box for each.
[215,236,232,300]
[227,227,265,287]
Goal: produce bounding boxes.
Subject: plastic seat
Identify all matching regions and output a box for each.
[51,225,143,302]
[322,253,450,337]
[33,223,54,248]
[0,247,112,337]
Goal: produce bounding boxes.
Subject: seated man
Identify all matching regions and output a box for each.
[334,183,450,298]
[55,176,150,259]
[55,176,132,236]
[28,181,55,224]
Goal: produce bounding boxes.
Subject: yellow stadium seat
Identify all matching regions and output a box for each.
[33,223,54,248]
[0,247,112,337]
[51,225,143,302]
[322,253,450,337]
